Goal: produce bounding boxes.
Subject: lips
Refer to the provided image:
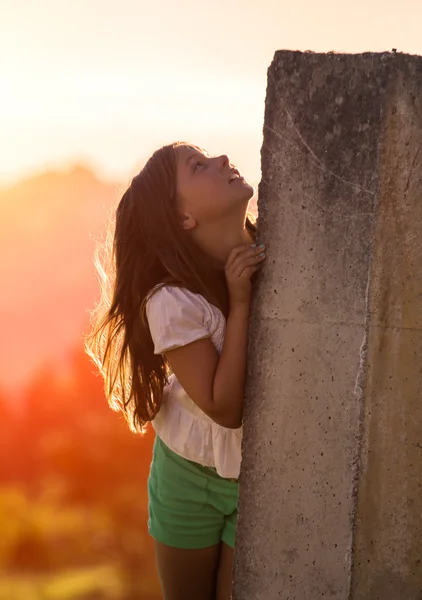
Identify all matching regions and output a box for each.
[228,168,241,183]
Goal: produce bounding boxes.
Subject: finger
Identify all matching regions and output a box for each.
[239,264,261,279]
[225,246,254,270]
[230,253,266,278]
[227,246,265,274]
[228,257,265,282]
[225,244,264,269]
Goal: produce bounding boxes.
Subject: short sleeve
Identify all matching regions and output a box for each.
[145,286,211,354]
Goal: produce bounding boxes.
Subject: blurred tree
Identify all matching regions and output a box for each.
[1,341,159,596]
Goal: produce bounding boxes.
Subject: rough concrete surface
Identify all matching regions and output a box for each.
[233,51,422,600]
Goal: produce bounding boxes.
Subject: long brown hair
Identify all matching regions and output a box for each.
[83,141,256,433]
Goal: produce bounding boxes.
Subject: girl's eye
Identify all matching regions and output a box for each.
[194,161,204,171]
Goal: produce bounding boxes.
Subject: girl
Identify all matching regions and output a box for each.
[85,141,266,600]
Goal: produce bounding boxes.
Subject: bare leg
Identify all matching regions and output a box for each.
[215,542,234,600]
[154,540,221,600]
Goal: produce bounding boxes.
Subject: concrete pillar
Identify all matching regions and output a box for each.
[234,51,422,600]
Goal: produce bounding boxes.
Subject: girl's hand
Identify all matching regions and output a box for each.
[225,244,266,307]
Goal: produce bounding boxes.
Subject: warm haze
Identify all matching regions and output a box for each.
[1,0,421,188]
[1,1,421,598]
[1,0,421,395]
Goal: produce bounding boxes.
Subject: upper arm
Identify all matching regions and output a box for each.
[164,339,224,423]
[145,286,227,425]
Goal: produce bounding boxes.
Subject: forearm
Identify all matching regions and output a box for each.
[212,302,250,428]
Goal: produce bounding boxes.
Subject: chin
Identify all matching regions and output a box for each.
[226,179,255,210]
[241,181,255,200]
[232,178,254,196]
[246,181,255,196]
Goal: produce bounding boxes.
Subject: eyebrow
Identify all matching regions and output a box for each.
[185,150,212,172]
[186,153,197,167]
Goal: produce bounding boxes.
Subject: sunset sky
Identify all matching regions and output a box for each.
[2,0,421,187]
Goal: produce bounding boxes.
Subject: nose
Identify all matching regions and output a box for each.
[219,154,230,169]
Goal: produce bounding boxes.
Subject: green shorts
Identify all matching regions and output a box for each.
[148,435,239,549]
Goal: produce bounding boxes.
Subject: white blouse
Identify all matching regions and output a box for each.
[145,285,242,479]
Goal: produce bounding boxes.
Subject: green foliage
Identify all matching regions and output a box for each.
[0,345,160,598]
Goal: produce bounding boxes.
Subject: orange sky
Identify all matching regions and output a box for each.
[1,0,421,187]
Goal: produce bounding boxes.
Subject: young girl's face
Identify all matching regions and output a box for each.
[175,144,254,227]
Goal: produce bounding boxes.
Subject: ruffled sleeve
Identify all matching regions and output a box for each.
[145,286,211,355]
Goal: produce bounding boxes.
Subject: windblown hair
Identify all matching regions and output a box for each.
[83,141,256,433]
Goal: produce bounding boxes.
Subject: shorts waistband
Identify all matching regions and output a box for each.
[154,435,239,484]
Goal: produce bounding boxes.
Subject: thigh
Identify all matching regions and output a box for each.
[216,542,235,600]
[154,540,220,600]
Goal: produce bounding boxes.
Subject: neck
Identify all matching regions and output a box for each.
[192,213,254,265]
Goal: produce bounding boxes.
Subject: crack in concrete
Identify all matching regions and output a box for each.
[266,69,376,196]
[404,147,420,199]
[261,147,375,220]
[347,274,371,600]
